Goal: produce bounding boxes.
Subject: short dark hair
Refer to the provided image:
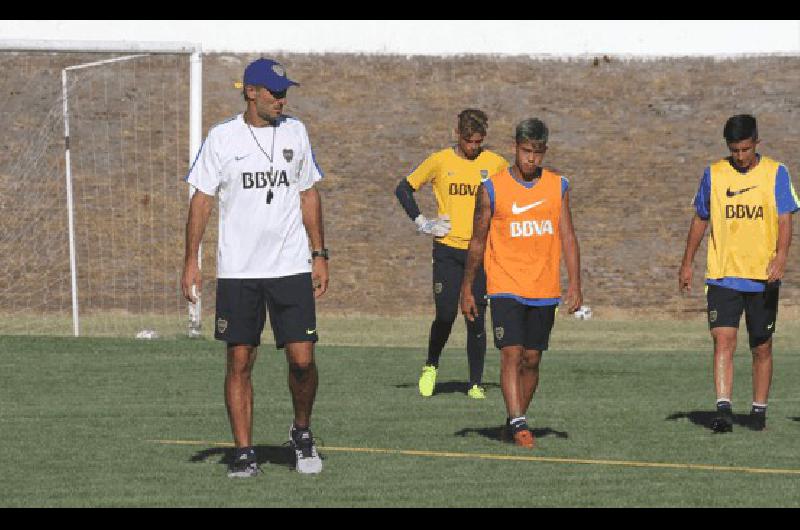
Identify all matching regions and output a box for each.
[515,118,549,144]
[458,109,488,137]
[723,114,758,143]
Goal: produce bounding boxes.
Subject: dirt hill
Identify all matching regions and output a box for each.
[2,51,799,322]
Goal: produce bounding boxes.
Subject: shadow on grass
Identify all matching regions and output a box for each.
[395,380,500,395]
[189,445,296,468]
[454,425,569,442]
[665,411,752,431]
[790,417,800,422]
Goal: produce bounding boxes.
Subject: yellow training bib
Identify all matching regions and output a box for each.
[707,156,780,280]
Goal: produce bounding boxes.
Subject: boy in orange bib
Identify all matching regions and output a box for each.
[461,118,582,448]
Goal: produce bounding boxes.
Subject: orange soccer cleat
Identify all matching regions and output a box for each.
[513,428,535,448]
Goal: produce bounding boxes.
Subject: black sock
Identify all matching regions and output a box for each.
[234,446,255,461]
[426,318,454,367]
[465,312,486,385]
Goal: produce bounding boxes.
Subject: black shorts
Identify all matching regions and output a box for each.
[489,297,557,351]
[215,273,318,349]
[706,283,779,348]
[432,241,487,320]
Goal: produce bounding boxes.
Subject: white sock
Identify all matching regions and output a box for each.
[510,416,527,427]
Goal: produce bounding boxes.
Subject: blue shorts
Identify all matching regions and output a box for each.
[489,297,556,351]
[707,283,778,348]
[214,273,318,348]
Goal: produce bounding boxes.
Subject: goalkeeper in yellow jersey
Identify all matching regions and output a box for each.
[395,109,509,399]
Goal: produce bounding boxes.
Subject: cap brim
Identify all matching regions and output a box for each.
[237,79,299,91]
[272,79,299,90]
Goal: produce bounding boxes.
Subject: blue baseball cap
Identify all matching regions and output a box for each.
[243,58,299,91]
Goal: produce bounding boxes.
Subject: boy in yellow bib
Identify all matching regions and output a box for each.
[679,114,799,433]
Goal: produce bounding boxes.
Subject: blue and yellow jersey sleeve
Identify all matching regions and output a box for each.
[485,178,496,215]
[775,164,800,214]
[693,167,711,220]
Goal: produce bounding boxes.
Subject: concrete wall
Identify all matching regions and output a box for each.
[1,20,799,56]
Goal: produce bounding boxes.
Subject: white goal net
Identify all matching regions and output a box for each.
[0,42,202,338]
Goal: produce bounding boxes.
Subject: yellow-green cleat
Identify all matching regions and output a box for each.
[418,365,437,397]
[467,384,486,399]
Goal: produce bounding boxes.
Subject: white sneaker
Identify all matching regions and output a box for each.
[289,425,323,474]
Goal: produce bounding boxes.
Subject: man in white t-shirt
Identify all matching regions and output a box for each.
[182,58,328,477]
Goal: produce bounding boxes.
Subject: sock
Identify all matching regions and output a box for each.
[234,446,255,461]
[716,399,732,412]
[426,318,455,367]
[509,416,527,431]
[751,403,767,415]
[465,312,486,385]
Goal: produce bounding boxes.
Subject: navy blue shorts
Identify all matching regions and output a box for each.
[489,297,556,351]
[214,273,318,349]
[432,240,486,321]
[706,283,778,348]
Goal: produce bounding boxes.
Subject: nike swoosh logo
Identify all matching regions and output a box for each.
[767,322,774,331]
[306,329,316,335]
[511,200,545,215]
[235,154,251,161]
[726,185,757,197]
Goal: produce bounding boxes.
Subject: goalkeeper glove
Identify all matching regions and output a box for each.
[414,214,451,237]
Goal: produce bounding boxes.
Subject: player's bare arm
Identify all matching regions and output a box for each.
[182,189,214,303]
[461,184,491,322]
[679,213,709,293]
[767,213,792,282]
[300,186,328,298]
[559,190,582,313]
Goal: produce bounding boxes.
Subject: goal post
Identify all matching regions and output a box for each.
[0,40,203,338]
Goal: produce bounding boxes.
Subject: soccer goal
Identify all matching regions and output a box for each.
[0,40,203,338]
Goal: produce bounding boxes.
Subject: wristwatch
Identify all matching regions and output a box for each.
[311,248,329,260]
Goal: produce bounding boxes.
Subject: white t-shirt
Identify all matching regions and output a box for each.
[186,113,323,278]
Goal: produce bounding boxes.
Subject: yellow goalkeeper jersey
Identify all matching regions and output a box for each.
[406,148,508,249]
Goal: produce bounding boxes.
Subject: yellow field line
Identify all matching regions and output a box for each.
[149,439,800,476]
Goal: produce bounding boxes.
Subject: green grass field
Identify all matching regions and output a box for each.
[2,317,800,507]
